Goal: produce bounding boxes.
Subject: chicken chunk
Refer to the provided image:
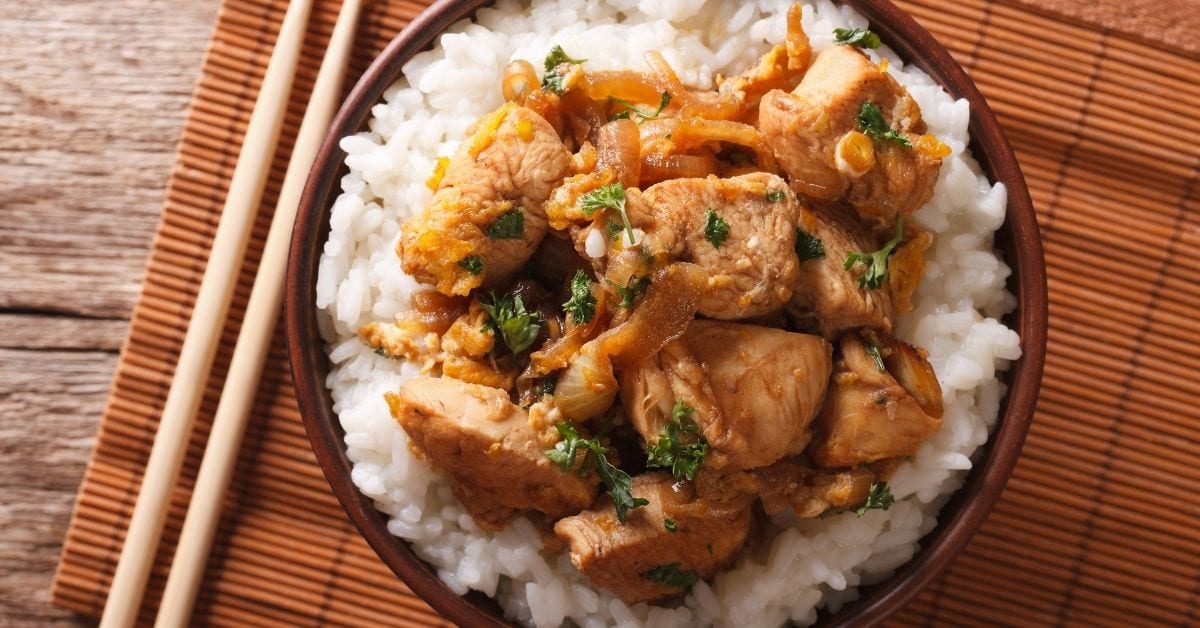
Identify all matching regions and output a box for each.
[808,331,944,468]
[642,173,799,319]
[620,320,831,470]
[759,45,942,224]
[554,472,753,603]
[398,103,573,295]
[695,461,875,517]
[787,203,895,338]
[385,376,598,530]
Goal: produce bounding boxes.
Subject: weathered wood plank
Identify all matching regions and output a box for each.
[0,348,117,626]
[0,315,128,351]
[0,0,219,320]
[0,0,218,624]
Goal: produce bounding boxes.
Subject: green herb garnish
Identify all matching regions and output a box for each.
[643,563,699,590]
[843,215,904,290]
[646,401,708,481]
[611,91,672,123]
[702,208,730,248]
[486,208,524,239]
[536,376,557,398]
[795,228,825,262]
[581,182,635,244]
[458,255,484,276]
[546,423,648,522]
[605,221,624,240]
[664,518,678,533]
[613,275,650,309]
[766,189,787,203]
[854,482,895,516]
[541,45,585,94]
[374,348,389,358]
[864,339,886,372]
[833,27,882,49]
[857,101,912,148]
[562,269,596,325]
[480,292,542,354]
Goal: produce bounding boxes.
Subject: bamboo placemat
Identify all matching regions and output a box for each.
[51,0,1200,625]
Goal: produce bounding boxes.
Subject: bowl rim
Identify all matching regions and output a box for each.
[284,0,1048,624]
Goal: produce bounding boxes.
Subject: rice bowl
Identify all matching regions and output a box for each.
[311,0,1024,625]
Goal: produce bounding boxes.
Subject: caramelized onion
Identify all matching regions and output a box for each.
[553,342,619,422]
[879,332,944,418]
[672,118,777,170]
[581,71,664,105]
[552,263,704,421]
[596,118,642,187]
[501,60,539,102]
[599,263,704,368]
[397,291,468,334]
[640,152,717,185]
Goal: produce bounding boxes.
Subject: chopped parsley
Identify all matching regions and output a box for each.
[843,215,904,290]
[663,518,678,533]
[854,482,895,516]
[536,376,557,398]
[795,228,825,262]
[766,189,787,203]
[646,401,708,481]
[486,208,524,239]
[581,182,636,244]
[541,45,585,94]
[458,255,484,276]
[480,292,542,354]
[374,347,389,358]
[562,269,597,324]
[643,563,699,590]
[864,338,886,372]
[545,422,648,522]
[702,208,730,248]
[613,275,650,309]
[605,221,624,240]
[610,91,672,123]
[833,27,882,49]
[857,101,912,148]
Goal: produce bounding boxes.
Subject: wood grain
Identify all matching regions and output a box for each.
[0,0,218,624]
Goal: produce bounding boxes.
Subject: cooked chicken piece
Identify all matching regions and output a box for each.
[787,203,895,338]
[809,331,944,468]
[642,173,799,319]
[398,103,573,295]
[758,45,942,224]
[554,472,753,604]
[620,320,831,470]
[695,461,874,517]
[385,376,598,531]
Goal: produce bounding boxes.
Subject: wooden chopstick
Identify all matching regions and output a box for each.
[152,0,364,624]
[97,1,315,626]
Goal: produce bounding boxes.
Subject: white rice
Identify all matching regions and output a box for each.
[316,0,1022,625]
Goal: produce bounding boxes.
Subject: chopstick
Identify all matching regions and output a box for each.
[153,0,364,623]
[98,1,315,626]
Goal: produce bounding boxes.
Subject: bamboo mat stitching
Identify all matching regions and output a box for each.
[1041,30,1109,231]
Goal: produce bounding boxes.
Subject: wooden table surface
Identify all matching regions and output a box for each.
[1,0,217,623]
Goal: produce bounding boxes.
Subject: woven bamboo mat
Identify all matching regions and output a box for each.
[51,0,1200,625]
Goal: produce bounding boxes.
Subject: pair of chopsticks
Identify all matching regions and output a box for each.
[98,0,364,625]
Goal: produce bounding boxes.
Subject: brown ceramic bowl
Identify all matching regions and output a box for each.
[286,0,1048,624]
